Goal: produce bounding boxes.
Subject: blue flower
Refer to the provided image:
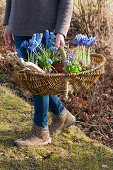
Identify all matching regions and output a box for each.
[50,46,57,51]
[36,33,43,44]
[27,47,31,53]
[29,39,33,46]
[36,43,43,51]
[64,60,71,66]
[71,52,76,57]
[17,48,22,58]
[21,40,29,49]
[44,30,57,51]
[30,41,39,51]
[74,61,78,65]
[73,34,84,46]
[47,39,54,47]
[50,32,55,43]
[31,34,36,44]
[47,59,53,64]
[81,35,89,46]
[45,30,49,43]
[66,51,76,60]
[66,54,70,60]
[86,37,97,47]
[30,33,43,51]
[36,33,40,41]
[73,34,97,47]
[62,67,65,71]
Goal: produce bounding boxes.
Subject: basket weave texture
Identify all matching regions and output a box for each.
[13,53,106,96]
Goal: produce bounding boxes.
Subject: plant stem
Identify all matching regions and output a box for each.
[88,47,90,65]
[51,66,58,73]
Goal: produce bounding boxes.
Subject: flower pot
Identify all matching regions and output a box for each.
[82,65,94,70]
[52,63,64,73]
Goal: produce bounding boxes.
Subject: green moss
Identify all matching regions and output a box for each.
[0,85,113,169]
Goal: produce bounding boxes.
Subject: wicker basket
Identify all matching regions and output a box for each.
[13,51,106,97]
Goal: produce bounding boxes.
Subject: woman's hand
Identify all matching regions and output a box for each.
[55,33,65,49]
[3,25,15,47]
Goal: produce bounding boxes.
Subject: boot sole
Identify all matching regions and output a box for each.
[51,115,76,136]
[40,138,51,145]
[14,138,51,147]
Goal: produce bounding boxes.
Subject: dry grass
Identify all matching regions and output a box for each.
[104,0,113,55]
[0,0,5,36]
[73,0,113,48]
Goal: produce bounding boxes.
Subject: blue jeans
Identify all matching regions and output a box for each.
[14,35,64,128]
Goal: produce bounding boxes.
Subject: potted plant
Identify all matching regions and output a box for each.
[73,34,97,69]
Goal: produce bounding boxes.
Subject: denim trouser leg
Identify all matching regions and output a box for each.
[32,95,49,127]
[33,95,64,127]
[49,95,64,115]
[14,35,64,128]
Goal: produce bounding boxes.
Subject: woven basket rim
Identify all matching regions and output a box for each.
[14,53,106,77]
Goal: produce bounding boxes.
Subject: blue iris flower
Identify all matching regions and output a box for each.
[45,30,49,44]
[17,48,22,58]
[86,37,97,47]
[73,34,84,46]
[30,41,39,51]
[50,32,55,43]
[29,39,33,46]
[21,40,29,49]
[36,43,43,51]
[31,34,36,44]
[27,47,31,53]
[47,39,54,47]
[81,35,89,46]
[45,30,57,51]
[73,34,97,47]
[20,30,57,57]
[36,33,43,44]
[36,33,40,41]
[30,33,43,51]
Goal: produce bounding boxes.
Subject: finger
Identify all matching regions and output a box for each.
[10,35,15,47]
[12,39,15,47]
[8,34,15,47]
[3,33,9,45]
[60,39,65,47]
[7,34,12,45]
[55,38,60,49]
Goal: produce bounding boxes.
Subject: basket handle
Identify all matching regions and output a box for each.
[59,46,69,98]
[59,46,67,72]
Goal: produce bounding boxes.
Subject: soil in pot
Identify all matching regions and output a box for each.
[52,62,64,73]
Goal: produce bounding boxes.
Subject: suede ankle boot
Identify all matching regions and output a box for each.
[49,108,76,136]
[14,124,51,147]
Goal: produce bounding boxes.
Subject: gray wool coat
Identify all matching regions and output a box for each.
[3,0,74,37]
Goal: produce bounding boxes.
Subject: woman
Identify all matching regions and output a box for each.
[3,0,75,147]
